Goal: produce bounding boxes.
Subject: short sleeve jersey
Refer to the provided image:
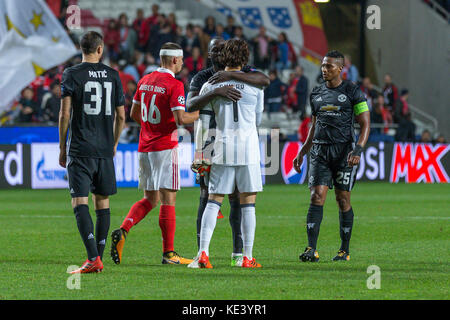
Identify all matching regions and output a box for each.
[61,62,125,158]
[310,80,368,144]
[133,67,185,152]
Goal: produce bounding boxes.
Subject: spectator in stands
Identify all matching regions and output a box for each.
[370,97,384,135]
[118,13,137,61]
[42,81,61,123]
[375,94,392,134]
[193,25,210,60]
[434,134,446,144]
[132,8,145,35]
[395,112,416,142]
[124,80,137,123]
[252,26,271,70]
[139,3,160,48]
[213,23,230,40]
[297,112,311,143]
[233,26,247,41]
[265,70,286,116]
[184,46,204,78]
[420,129,432,143]
[104,19,120,61]
[140,53,159,75]
[167,13,178,34]
[177,66,191,94]
[146,14,167,59]
[275,32,296,72]
[203,16,216,37]
[115,60,136,93]
[180,24,200,58]
[155,15,176,55]
[394,88,411,123]
[360,77,378,111]
[286,72,298,113]
[17,87,38,123]
[383,73,399,110]
[123,53,141,82]
[295,66,308,116]
[224,15,236,37]
[341,54,359,83]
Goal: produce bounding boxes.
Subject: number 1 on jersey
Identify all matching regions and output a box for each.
[141,93,161,124]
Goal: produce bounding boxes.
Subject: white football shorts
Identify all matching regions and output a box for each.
[138,148,180,191]
[208,164,263,195]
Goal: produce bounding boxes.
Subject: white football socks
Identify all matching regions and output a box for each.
[199,201,221,256]
[241,204,256,260]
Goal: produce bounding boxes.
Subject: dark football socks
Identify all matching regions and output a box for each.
[306,204,323,250]
[95,208,110,260]
[229,198,243,254]
[339,208,354,253]
[74,204,98,261]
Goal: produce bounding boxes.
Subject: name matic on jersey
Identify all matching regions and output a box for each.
[139,84,166,94]
[88,70,108,78]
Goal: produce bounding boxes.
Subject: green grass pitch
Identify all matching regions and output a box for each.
[0,183,448,300]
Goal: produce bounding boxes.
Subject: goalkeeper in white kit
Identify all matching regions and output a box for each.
[190,39,264,269]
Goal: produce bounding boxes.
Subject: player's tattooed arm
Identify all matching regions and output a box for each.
[347,111,370,167]
[186,87,241,112]
[58,96,72,168]
[113,106,126,156]
[208,70,270,88]
[293,116,316,173]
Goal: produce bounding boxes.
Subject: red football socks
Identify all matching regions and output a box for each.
[159,205,176,253]
[120,198,153,233]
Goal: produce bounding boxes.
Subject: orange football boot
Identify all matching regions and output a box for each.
[69,256,103,274]
[242,256,262,268]
[198,251,213,269]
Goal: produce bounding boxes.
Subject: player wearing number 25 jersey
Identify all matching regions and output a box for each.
[110,43,199,266]
[59,31,125,274]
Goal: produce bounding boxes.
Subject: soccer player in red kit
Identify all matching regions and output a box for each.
[110,43,199,265]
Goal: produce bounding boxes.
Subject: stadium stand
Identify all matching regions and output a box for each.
[0,0,445,145]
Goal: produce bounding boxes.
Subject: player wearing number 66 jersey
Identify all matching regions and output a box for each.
[110,42,199,266]
[59,31,126,274]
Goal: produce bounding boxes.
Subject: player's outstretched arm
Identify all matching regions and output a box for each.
[113,106,126,156]
[186,87,241,112]
[208,70,270,88]
[293,116,316,173]
[58,96,72,168]
[173,109,200,126]
[347,111,370,167]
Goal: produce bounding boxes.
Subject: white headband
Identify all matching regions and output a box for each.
[159,49,183,57]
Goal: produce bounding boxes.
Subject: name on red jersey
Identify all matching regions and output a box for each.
[139,84,166,94]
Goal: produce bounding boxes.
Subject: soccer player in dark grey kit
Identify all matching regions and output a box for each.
[293,51,370,262]
[59,31,125,273]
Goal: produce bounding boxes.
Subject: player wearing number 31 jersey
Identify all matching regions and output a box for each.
[110,42,199,266]
[59,31,126,274]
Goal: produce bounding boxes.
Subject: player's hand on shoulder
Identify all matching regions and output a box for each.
[208,71,232,84]
[213,85,241,102]
[293,152,303,173]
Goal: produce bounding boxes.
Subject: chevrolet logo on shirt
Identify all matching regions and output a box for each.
[320,104,341,111]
